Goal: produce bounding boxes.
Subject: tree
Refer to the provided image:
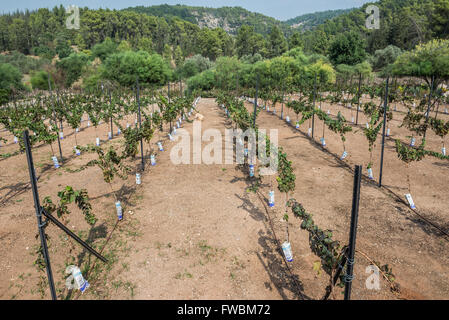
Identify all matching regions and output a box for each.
[33,45,55,60]
[186,69,215,92]
[215,28,234,56]
[310,29,329,55]
[92,38,117,62]
[267,25,288,58]
[136,37,153,53]
[432,0,449,38]
[102,51,171,87]
[0,63,24,93]
[117,40,132,52]
[215,56,241,90]
[163,44,172,64]
[329,31,366,66]
[8,18,29,53]
[197,28,222,61]
[177,54,212,79]
[370,45,402,71]
[173,45,184,68]
[392,39,449,87]
[55,36,73,59]
[240,53,263,64]
[236,25,257,57]
[57,53,90,88]
[30,70,53,90]
[289,31,304,50]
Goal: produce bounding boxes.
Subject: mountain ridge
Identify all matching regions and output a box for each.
[124,4,355,35]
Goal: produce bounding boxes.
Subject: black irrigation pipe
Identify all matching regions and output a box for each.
[249,99,449,241]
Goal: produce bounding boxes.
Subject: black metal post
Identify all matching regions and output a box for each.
[281,81,284,120]
[136,77,145,171]
[356,73,362,125]
[41,208,107,263]
[168,82,172,133]
[344,165,362,300]
[312,73,317,139]
[379,77,389,187]
[109,90,113,139]
[179,79,183,98]
[423,75,435,140]
[253,74,259,128]
[56,94,64,164]
[48,76,64,164]
[236,72,239,95]
[23,130,57,300]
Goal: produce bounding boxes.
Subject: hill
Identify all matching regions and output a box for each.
[284,8,354,31]
[301,0,449,54]
[125,4,289,35]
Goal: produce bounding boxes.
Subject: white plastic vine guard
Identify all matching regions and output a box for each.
[405,194,416,209]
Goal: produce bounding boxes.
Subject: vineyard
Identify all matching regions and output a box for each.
[1,70,448,300]
[1,1,449,302]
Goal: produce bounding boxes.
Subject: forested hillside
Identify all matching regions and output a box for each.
[284,8,353,31]
[301,0,449,54]
[126,4,290,35]
[0,6,234,59]
[1,0,448,97]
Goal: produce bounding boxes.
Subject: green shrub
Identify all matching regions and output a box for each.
[30,71,54,90]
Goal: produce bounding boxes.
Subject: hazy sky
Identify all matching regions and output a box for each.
[1,0,376,20]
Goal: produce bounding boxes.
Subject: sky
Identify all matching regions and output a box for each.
[1,0,376,21]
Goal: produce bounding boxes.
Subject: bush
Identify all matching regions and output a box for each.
[92,38,118,62]
[55,38,74,60]
[33,45,56,60]
[0,89,10,105]
[329,31,366,66]
[30,71,54,90]
[186,69,215,92]
[82,72,102,93]
[101,50,172,87]
[0,51,49,74]
[57,53,90,88]
[177,54,213,79]
[370,45,402,71]
[0,63,24,91]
